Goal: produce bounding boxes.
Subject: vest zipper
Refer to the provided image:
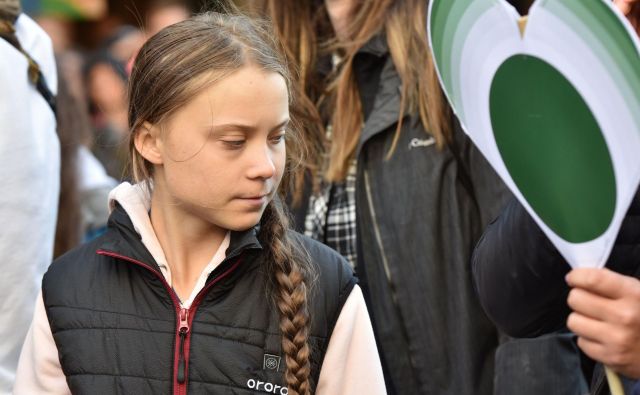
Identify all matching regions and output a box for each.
[177,308,189,384]
[96,249,244,395]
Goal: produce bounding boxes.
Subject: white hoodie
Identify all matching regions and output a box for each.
[0,14,59,395]
[14,183,386,394]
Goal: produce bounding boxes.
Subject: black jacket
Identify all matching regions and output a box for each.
[42,205,356,394]
[472,190,640,394]
[349,36,511,395]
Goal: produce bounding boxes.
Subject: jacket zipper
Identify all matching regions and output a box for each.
[173,257,243,395]
[363,170,395,293]
[96,249,243,395]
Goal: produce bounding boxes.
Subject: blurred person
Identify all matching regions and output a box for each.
[0,0,59,393]
[83,49,129,179]
[14,11,385,395]
[145,0,190,38]
[101,24,145,64]
[253,1,511,394]
[34,0,108,52]
[56,54,117,249]
[53,63,82,258]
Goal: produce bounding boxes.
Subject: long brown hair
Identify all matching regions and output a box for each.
[251,0,452,181]
[128,12,315,394]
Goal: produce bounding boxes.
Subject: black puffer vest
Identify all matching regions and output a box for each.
[42,205,356,394]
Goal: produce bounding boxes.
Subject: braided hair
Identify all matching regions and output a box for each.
[260,198,315,394]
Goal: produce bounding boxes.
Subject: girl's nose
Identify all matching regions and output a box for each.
[246,144,276,180]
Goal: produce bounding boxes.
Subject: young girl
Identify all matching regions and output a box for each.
[13,12,385,395]
[251,1,510,394]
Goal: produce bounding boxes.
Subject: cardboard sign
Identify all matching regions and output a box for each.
[428,0,640,268]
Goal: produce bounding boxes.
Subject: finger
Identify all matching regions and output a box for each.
[567,288,618,322]
[576,336,616,367]
[577,334,638,373]
[566,268,634,299]
[567,312,611,342]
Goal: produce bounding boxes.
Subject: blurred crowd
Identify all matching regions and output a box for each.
[37,0,530,256]
[35,0,193,253]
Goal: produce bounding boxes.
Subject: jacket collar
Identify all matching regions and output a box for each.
[357,33,389,57]
[98,200,263,275]
[354,35,406,156]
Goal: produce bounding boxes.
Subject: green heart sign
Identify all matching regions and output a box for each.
[428,0,640,267]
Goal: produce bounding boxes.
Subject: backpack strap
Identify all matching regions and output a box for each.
[0,17,57,114]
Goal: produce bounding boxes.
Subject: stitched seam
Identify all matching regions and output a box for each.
[66,373,169,381]
[47,306,327,340]
[53,327,174,335]
[47,305,172,324]
[193,321,327,340]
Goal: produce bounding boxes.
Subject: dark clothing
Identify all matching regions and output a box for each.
[473,190,640,337]
[494,333,590,395]
[472,190,640,394]
[42,205,356,394]
[349,36,510,394]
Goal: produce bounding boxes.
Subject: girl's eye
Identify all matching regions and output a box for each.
[222,140,245,149]
[270,134,286,144]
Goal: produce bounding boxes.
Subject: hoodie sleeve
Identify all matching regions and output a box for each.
[316,285,386,395]
[13,291,70,395]
[0,14,60,394]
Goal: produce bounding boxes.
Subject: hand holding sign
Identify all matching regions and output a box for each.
[429,0,640,391]
[566,268,640,380]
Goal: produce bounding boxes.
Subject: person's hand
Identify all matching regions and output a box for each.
[614,0,640,36]
[566,268,640,379]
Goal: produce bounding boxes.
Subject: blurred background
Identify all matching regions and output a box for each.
[23,0,533,255]
[30,0,533,176]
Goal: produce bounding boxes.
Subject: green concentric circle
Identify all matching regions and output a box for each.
[490,55,616,243]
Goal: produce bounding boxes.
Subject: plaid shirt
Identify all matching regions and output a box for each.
[304,160,358,270]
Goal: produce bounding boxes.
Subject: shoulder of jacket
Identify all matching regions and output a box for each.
[43,234,112,285]
[287,230,356,293]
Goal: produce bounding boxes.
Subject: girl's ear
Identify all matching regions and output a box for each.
[134,122,164,165]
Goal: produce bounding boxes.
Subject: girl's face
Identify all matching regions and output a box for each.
[149,65,289,232]
[324,0,357,41]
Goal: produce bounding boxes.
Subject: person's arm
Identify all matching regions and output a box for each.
[472,197,572,338]
[13,292,70,395]
[566,269,640,379]
[473,181,640,335]
[316,285,386,395]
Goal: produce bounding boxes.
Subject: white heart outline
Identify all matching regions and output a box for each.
[428,0,640,268]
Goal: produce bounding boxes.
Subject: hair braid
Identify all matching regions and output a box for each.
[261,200,313,395]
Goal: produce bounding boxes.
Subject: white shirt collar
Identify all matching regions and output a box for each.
[108,182,230,308]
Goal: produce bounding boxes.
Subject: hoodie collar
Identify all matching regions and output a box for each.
[99,182,262,285]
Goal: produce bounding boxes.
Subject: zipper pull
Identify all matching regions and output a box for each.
[177,308,189,384]
[179,308,190,333]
